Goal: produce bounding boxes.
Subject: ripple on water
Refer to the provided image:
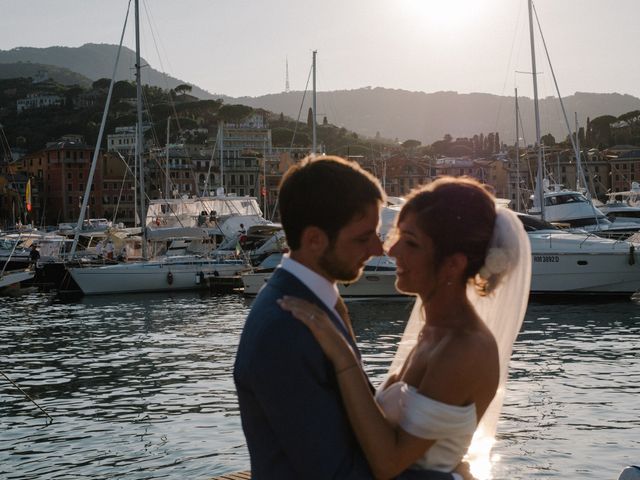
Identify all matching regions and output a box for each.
[1,293,639,479]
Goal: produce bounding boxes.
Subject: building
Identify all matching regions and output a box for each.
[16,93,65,114]
[19,140,134,224]
[107,126,152,155]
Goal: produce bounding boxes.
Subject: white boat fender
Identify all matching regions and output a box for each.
[630,245,636,266]
[167,271,174,285]
[619,466,640,480]
[195,272,205,284]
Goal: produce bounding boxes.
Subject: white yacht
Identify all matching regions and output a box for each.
[597,186,640,226]
[529,188,640,239]
[67,254,247,295]
[521,215,640,295]
[241,254,405,298]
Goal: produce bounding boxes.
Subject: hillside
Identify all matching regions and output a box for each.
[231,88,640,145]
[0,62,93,87]
[0,44,214,100]
[3,44,640,146]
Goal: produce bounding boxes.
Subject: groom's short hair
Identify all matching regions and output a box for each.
[278,155,384,250]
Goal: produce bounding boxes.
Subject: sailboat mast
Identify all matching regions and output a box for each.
[219,120,225,194]
[134,0,147,258]
[514,87,521,212]
[528,0,544,220]
[166,116,170,198]
[312,50,317,156]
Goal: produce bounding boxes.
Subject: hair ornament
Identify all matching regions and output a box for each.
[479,247,509,280]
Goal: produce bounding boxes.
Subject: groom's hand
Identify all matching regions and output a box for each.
[453,461,477,480]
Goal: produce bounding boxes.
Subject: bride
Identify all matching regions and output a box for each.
[279,177,531,479]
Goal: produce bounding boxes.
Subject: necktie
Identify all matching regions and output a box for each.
[335,296,356,343]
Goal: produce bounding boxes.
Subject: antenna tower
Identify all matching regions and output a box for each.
[285,57,290,93]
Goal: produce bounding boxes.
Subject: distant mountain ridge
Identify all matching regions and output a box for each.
[0,43,214,99]
[232,88,640,145]
[2,43,639,145]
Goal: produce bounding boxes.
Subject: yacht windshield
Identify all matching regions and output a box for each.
[517,215,558,232]
[544,193,588,206]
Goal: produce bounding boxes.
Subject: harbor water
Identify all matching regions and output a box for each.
[1,291,639,479]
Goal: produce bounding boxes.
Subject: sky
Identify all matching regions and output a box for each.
[1,0,639,100]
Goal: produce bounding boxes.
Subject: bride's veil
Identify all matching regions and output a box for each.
[387,207,531,476]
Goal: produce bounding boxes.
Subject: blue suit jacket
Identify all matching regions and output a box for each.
[234,268,454,480]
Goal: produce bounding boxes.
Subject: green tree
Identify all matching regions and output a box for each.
[541,133,556,146]
[174,83,193,96]
[218,104,253,122]
[92,78,111,90]
[307,107,313,129]
[402,139,422,149]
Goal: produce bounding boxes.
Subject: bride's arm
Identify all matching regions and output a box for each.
[279,296,441,479]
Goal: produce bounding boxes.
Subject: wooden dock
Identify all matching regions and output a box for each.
[210,471,251,480]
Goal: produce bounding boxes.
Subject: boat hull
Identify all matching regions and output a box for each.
[68,257,246,295]
[242,269,405,297]
[529,232,640,294]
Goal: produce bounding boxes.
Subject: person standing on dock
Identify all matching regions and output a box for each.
[29,244,40,265]
[234,156,458,480]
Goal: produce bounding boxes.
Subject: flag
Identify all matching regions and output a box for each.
[235,241,242,256]
[25,179,32,212]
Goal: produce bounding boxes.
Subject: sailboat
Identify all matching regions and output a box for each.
[66,0,249,295]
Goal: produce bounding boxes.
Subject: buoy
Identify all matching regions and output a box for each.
[167,271,174,285]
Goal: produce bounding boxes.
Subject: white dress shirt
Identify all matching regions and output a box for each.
[279,254,346,331]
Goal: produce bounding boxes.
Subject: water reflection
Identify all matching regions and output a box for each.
[1,293,639,479]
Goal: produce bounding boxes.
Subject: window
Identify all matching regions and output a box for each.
[67,172,72,179]
[249,174,254,185]
[68,184,72,191]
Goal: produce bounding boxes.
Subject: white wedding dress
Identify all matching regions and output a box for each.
[376,381,477,472]
[378,208,532,475]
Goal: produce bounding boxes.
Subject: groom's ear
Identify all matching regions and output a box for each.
[300,226,330,254]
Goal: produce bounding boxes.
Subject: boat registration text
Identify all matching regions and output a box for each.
[533,255,560,263]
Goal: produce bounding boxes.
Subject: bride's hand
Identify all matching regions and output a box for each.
[278,296,357,370]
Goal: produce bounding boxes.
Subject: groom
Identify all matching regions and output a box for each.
[234,156,456,479]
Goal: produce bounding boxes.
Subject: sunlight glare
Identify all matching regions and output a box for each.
[399,0,483,33]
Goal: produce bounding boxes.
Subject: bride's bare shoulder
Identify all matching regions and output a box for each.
[416,328,499,406]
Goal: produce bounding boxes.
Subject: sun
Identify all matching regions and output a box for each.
[398,0,483,33]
